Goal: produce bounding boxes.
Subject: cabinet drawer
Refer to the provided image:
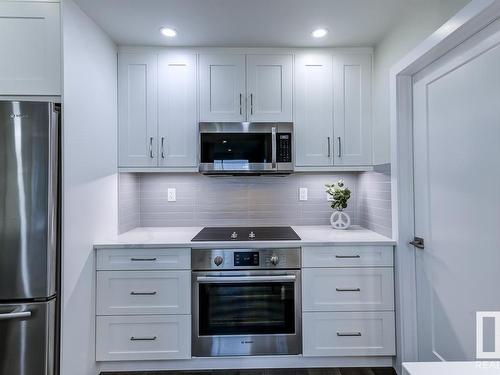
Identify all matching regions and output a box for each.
[302,268,394,312]
[302,246,393,267]
[303,311,395,356]
[96,248,190,270]
[97,271,190,315]
[96,315,191,361]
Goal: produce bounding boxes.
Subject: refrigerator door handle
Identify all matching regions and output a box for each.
[0,310,32,320]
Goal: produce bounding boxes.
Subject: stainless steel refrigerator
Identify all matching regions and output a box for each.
[0,101,60,375]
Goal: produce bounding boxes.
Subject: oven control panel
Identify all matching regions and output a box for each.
[277,133,292,163]
[192,248,301,270]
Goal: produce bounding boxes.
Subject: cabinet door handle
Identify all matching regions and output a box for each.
[337,332,362,337]
[335,255,360,259]
[327,137,331,158]
[130,257,157,262]
[336,288,361,292]
[161,137,166,159]
[130,291,157,296]
[337,137,342,158]
[149,137,154,158]
[239,93,243,115]
[130,336,157,341]
[250,93,254,115]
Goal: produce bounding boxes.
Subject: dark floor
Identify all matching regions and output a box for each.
[102,368,396,375]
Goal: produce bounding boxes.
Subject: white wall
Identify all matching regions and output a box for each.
[61,1,118,374]
[372,0,470,164]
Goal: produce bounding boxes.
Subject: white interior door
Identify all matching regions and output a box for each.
[413,19,500,362]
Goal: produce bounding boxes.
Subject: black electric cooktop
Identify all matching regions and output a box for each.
[191,226,301,242]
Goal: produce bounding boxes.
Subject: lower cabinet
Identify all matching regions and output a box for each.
[95,248,192,361]
[96,315,191,361]
[303,311,395,357]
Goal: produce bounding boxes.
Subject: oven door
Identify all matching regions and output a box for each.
[192,270,301,357]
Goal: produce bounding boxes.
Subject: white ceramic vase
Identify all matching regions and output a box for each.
[330,210,351,230]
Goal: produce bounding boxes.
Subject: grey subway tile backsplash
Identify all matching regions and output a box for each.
[118,170,392,238]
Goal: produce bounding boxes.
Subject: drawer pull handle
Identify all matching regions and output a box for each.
[335,255,360,259]
[130,291,157,296]
[337,332,362,337]
[336,288,361,292]
[130,336,157,341]
[130,258,157,262]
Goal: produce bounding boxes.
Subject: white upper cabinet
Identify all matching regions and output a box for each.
[199,54,246,122]
[333,54,373,165]
[158,53,198,167]
[0,2,61,95]
[246,55,293,122]
[294,53,333,166]
[118,53,158,167]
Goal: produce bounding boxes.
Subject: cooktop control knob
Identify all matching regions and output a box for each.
[214,256,224,267]
[270,255,279,266]
[249,231,256,239]
[230,232,238,239]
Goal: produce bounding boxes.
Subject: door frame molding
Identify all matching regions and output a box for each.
[390,0,500,372]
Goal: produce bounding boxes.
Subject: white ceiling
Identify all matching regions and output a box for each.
[73,0,423,47]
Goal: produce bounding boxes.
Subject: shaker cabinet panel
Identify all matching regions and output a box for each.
[118,53,158,167]
[199,54,246,122]
[158,53,198,167]
[246,54,293,122]
[0,2,61,95]
[333,54,373,166]
[294,53,334,166]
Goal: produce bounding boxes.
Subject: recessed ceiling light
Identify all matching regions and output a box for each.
[312,28,328,38]
[160,27,177,37]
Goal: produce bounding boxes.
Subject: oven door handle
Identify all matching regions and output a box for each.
[196,275,296,283]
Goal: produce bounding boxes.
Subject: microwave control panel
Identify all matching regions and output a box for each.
[277,133,292,163]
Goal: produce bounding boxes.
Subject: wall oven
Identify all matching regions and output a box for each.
[191,248,301,357]
[199,123,293,175]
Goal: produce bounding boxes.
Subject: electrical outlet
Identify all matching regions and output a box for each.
[299,188,308,201]
[167,188,176,202]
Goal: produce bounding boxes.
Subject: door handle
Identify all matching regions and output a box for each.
[327,137,331,158]
[337,332,362,337]
[336,288,361,292]
[337,137,342,157]
[335,255,360,259]
[0,311,31,320]
[161,137,166,159]
[149,137,154,158]
[239,93,243,115]
[410,237,425,249]
[130,291,157,296]
[130,257,157,262]
[271,127,277,169]
[196,275,296,283]
[130,336,157,341]
[250,94,254,115]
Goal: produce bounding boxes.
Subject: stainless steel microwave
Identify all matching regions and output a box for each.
[199,123,293,175]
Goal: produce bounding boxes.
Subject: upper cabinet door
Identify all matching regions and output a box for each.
[158,53,198,167]
[294,53,333,166]
[199,54,246,122]
[118,53,158,167]
[333,54,373,166]
[0,2,61,95]
[246,55,293,122]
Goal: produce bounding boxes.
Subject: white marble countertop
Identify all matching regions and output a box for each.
[403,362,500,375]
[94,225,395,249]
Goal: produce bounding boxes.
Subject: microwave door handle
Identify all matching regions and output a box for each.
[196,275,296,283]
[271,127,277,169]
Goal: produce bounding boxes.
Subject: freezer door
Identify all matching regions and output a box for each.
[0,101,59,300]
[0,299,56,375]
